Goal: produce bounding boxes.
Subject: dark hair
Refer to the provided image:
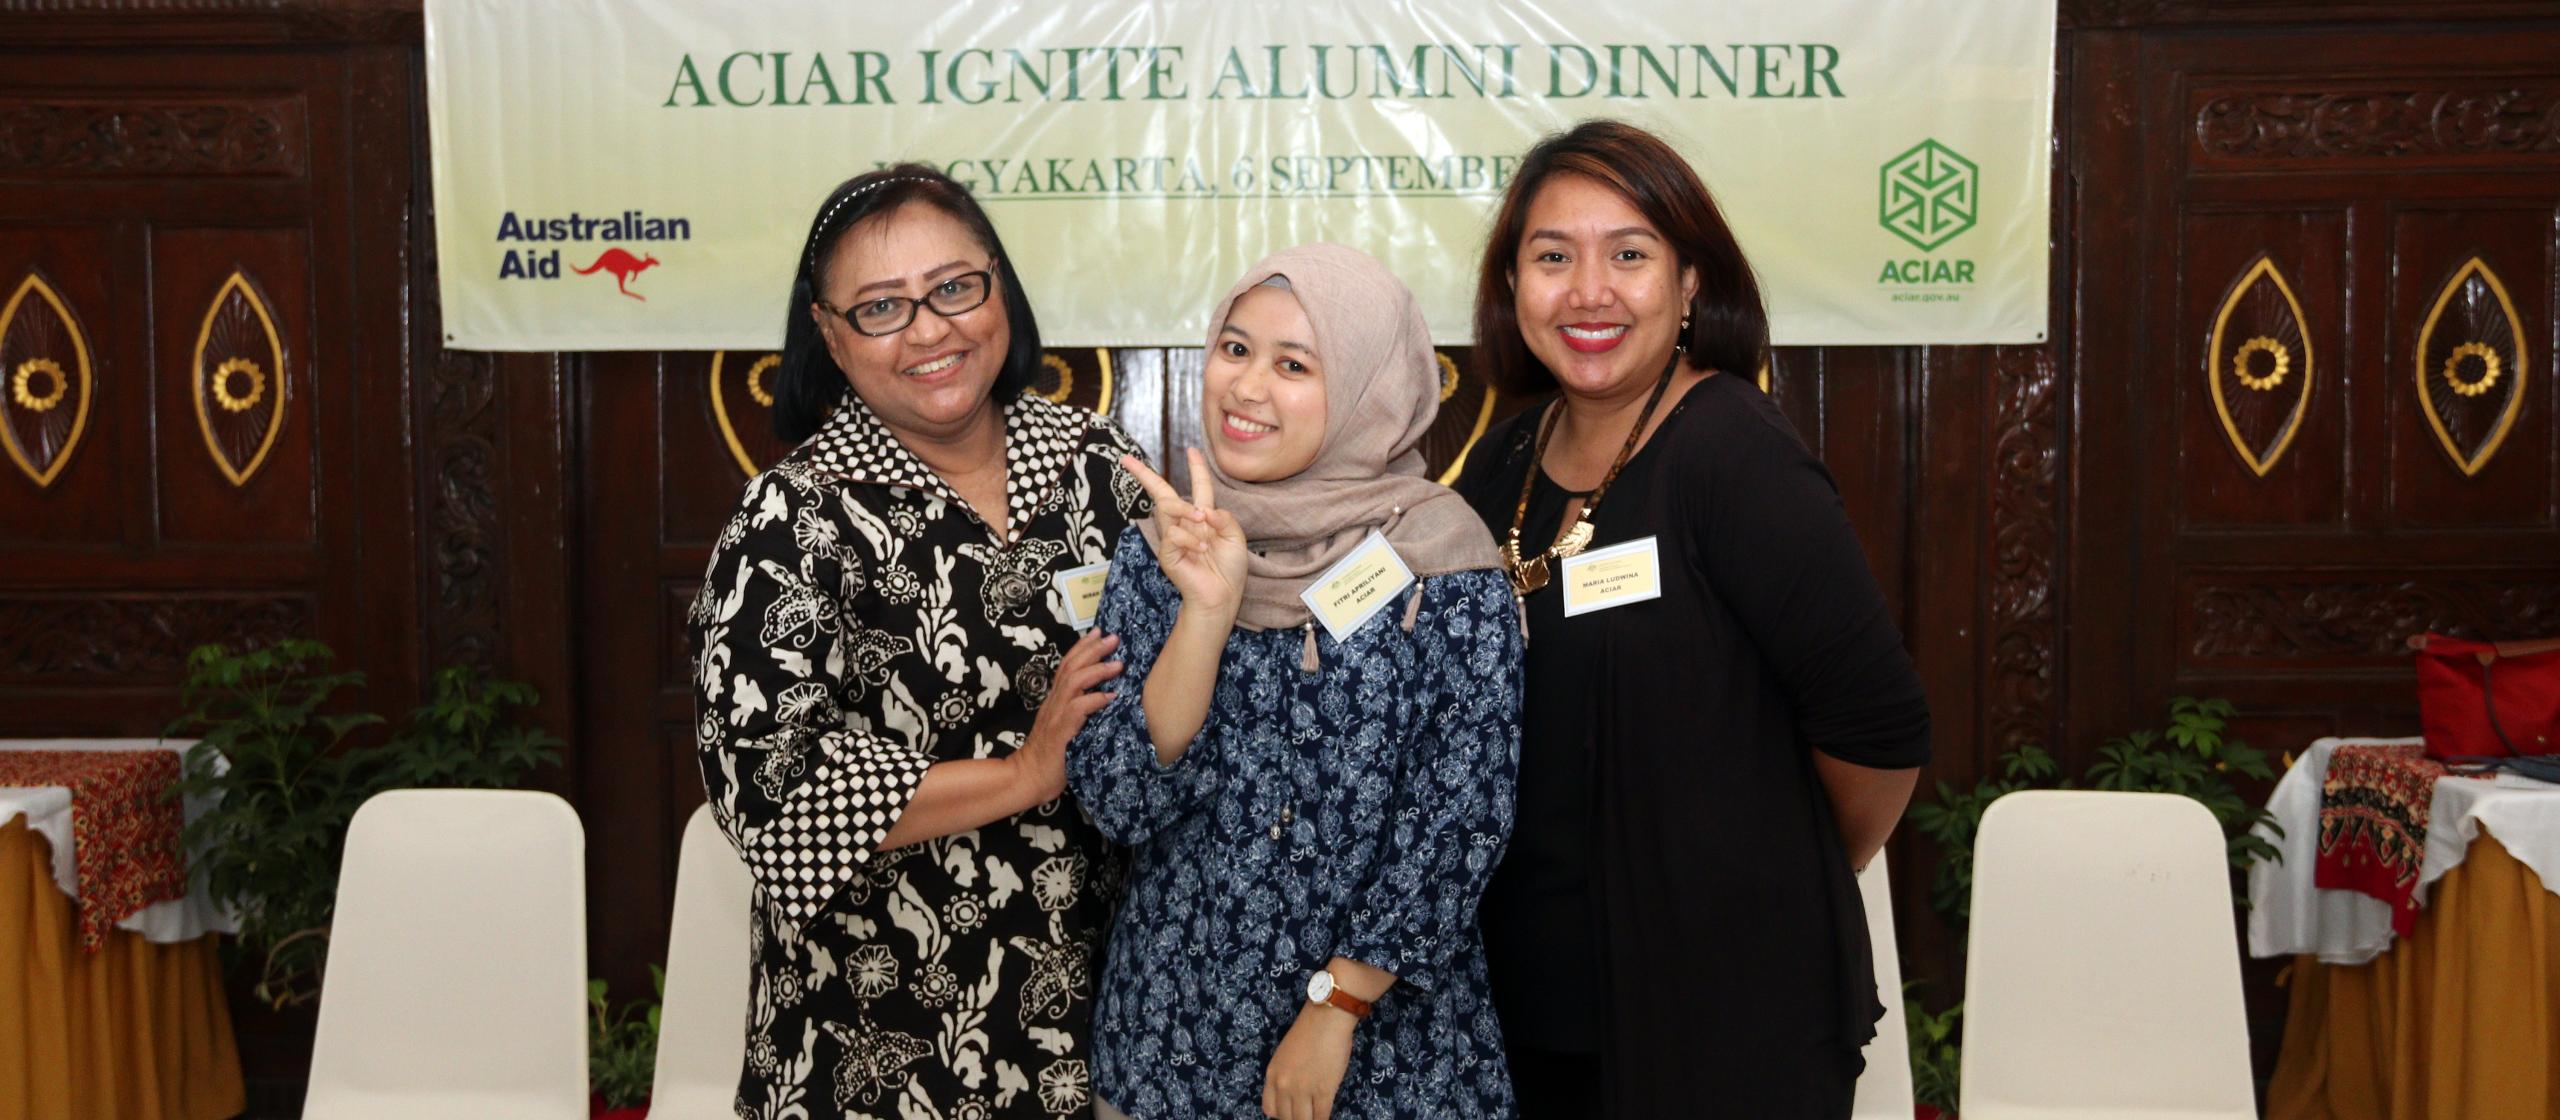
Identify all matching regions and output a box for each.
[772,163,1042,442]
[1471,119,1768,397]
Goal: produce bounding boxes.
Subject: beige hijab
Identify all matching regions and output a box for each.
[1144,243,1502,633]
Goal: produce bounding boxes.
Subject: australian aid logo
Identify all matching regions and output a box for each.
[1875,140,1977,304]
[493,210,692,301]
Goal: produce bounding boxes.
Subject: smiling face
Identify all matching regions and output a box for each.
[809,201,1009,444]
[1202,284,1328,483]
[1510,173,1700,400]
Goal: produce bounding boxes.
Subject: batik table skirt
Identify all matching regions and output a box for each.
[0,819,244,1119]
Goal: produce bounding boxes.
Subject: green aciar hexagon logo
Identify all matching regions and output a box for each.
[1879,139,1978,252]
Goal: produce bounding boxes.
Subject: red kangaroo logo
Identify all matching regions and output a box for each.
[574,248,659,300]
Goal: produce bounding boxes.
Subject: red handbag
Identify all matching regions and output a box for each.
[2410,633,2560,758]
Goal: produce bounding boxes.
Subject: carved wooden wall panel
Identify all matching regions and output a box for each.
[0,228,120,544]
[2081,25,2560,775]
[2389,211,2547,524]
[154,229,313,542]
[0,95,308,179]
[0,40,422,787]
[660,352,749,550]
[1983,346,2065,754]
[2190,83,2560,169]
[0,271,94,489]
[2181,212,2346,527]
[2413,256,2530,479]
[0,591,314,684]
[2183,570,2560,666]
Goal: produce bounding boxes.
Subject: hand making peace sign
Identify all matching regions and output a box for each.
[1120,448,1251,618]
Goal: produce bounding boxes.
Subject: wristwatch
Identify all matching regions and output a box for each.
[1305,968,1373,1020]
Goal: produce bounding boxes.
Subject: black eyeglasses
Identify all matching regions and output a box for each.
[818,267,996,337]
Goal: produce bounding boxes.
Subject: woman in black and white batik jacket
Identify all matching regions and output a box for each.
[692,166,1150,1120]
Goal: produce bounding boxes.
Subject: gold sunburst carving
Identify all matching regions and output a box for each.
[2442,341,2500,398]
[2414,257,2527,477]
[745,354,778,407]
[2232,337,2289,391]
[1029,349,1113,415]
[12,358,67,412]
[0,273,95,488]
[2207,256,2314,477]
[210,357,266,412]
[191,270,287,487]
[1040,353,1076,403]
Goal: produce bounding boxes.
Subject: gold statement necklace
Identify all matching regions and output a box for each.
[1501,353,1679,599]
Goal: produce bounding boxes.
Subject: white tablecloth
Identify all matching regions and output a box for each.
[2247,736,2560,965]
[0,738,237,943]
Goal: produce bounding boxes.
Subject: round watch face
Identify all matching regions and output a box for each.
[1306,970,1334,1002]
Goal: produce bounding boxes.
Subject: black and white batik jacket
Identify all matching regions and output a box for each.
[690,390,1150,1120]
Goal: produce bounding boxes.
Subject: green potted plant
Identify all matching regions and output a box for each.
[589,967,663,1119]
[1906,990,1961,1119]
[168,639,563,1009]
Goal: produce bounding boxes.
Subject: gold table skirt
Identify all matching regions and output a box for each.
[0,819,244,1120]
[2270,832,2560,1119]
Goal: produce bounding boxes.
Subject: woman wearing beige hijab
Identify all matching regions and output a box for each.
[1068,244,1523,1120]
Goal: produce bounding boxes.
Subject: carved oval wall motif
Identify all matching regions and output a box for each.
[710,350,789,478]
[0,272,94,488]
[1031,347,1114,416]
[2207,256,2315,476]
[2414,257,2527,477]
[192,270,287,486]
[1425,351,1497,485]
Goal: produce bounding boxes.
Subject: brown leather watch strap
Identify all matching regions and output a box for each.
[1315,987,1372,1020]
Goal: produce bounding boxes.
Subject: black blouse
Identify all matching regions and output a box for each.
[1456,372,1932,1118]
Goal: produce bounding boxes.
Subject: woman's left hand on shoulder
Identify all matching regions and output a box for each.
[1261,1003,1357,1120]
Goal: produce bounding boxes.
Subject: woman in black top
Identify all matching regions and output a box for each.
[1455,120,1933,1117]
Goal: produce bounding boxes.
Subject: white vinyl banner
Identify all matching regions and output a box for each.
[426,0,2053,350]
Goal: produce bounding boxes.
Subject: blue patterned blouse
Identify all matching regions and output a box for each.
[1068,528,1523,1120]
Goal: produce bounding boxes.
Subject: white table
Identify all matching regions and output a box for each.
[0,738,237,943]
[2247,736,2560,965]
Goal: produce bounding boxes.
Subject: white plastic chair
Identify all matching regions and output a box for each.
[648,804,755,1118]
[1850,853,1915,1119]
[1960,790,2256,1119]
[305,789,589,1119]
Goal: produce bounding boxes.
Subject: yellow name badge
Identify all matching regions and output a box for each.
[1052,561,1111,628]
[1560,536,1664,618]
[1299,530,1417,643]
